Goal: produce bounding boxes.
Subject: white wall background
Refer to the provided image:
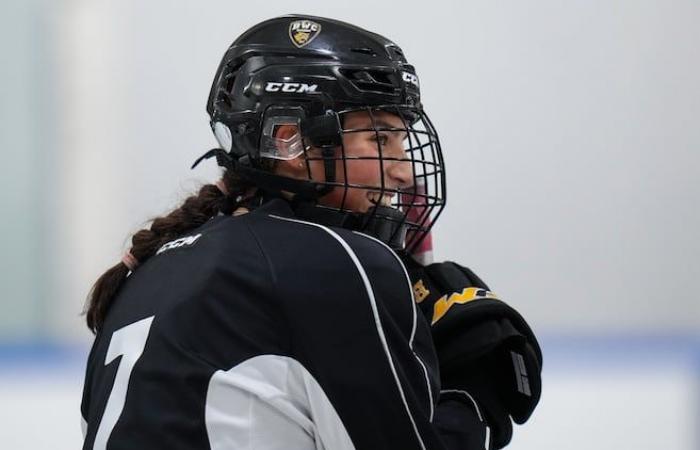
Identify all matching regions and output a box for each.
[40,0,700,341]
[0,0,698,449]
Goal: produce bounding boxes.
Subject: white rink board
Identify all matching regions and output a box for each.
[516,369,697,450]
[0,346,697,450]
[0,369,84,450]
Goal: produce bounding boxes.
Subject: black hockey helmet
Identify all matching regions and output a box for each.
[202,15,446,252]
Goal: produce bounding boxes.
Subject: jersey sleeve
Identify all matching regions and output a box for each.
[205,354,355,450]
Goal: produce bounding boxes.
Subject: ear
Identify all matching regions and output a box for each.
[272,124,307,177]
[274,123,298,141]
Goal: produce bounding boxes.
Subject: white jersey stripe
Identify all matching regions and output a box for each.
[352,230,435,422]
[270,215,428,450]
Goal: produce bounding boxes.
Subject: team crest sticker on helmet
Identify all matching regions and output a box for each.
[289,19,321,48]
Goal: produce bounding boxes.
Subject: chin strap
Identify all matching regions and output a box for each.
[191,148,333,200]
[191,147,233,170]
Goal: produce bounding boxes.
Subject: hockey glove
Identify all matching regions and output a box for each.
[402,257,542,449]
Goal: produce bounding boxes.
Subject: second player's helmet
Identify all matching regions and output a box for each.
[205,15,445,252]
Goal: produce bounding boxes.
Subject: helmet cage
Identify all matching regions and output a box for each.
[296,104,445,253]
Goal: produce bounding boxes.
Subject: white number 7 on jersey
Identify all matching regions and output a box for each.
[92,316,154,450]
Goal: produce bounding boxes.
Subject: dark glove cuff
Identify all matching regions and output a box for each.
[439,381,513,449]
[437,312,542,424]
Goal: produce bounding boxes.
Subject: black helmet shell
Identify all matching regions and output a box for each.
[207,15,422,157]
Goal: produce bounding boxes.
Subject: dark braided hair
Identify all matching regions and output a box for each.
[84,169,251,333]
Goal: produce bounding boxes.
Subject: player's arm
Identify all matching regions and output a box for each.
[402,255,543,449]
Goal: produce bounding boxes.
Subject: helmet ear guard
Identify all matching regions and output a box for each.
[213,108,343,198]
[259,106,307,161]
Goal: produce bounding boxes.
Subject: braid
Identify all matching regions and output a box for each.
[84,169,247,333]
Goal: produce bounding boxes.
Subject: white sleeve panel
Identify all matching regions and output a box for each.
[205,354,356,450]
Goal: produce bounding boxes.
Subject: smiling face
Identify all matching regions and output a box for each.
[271,109,414,213]
[311,110,414,212]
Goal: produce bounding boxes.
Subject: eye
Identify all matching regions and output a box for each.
[371,133,389,146]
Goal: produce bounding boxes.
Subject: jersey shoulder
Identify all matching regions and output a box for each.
[245,202,402,271]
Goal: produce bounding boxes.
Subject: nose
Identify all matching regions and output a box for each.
[383,142,413,189]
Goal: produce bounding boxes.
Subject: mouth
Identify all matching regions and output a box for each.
[366,191,395,208]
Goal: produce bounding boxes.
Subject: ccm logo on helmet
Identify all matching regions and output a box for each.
[402,72,419,88]
[265,82,318,93]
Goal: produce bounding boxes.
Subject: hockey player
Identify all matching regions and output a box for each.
[80,15,541,450]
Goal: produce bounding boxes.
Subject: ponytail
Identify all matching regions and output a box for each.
[84,170,247,333]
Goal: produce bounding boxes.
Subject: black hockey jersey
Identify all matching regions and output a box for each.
[81,199,490,449]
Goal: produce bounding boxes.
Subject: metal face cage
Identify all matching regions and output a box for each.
[299,105,446,253]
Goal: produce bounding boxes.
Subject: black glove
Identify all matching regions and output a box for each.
[401,256,543,449]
